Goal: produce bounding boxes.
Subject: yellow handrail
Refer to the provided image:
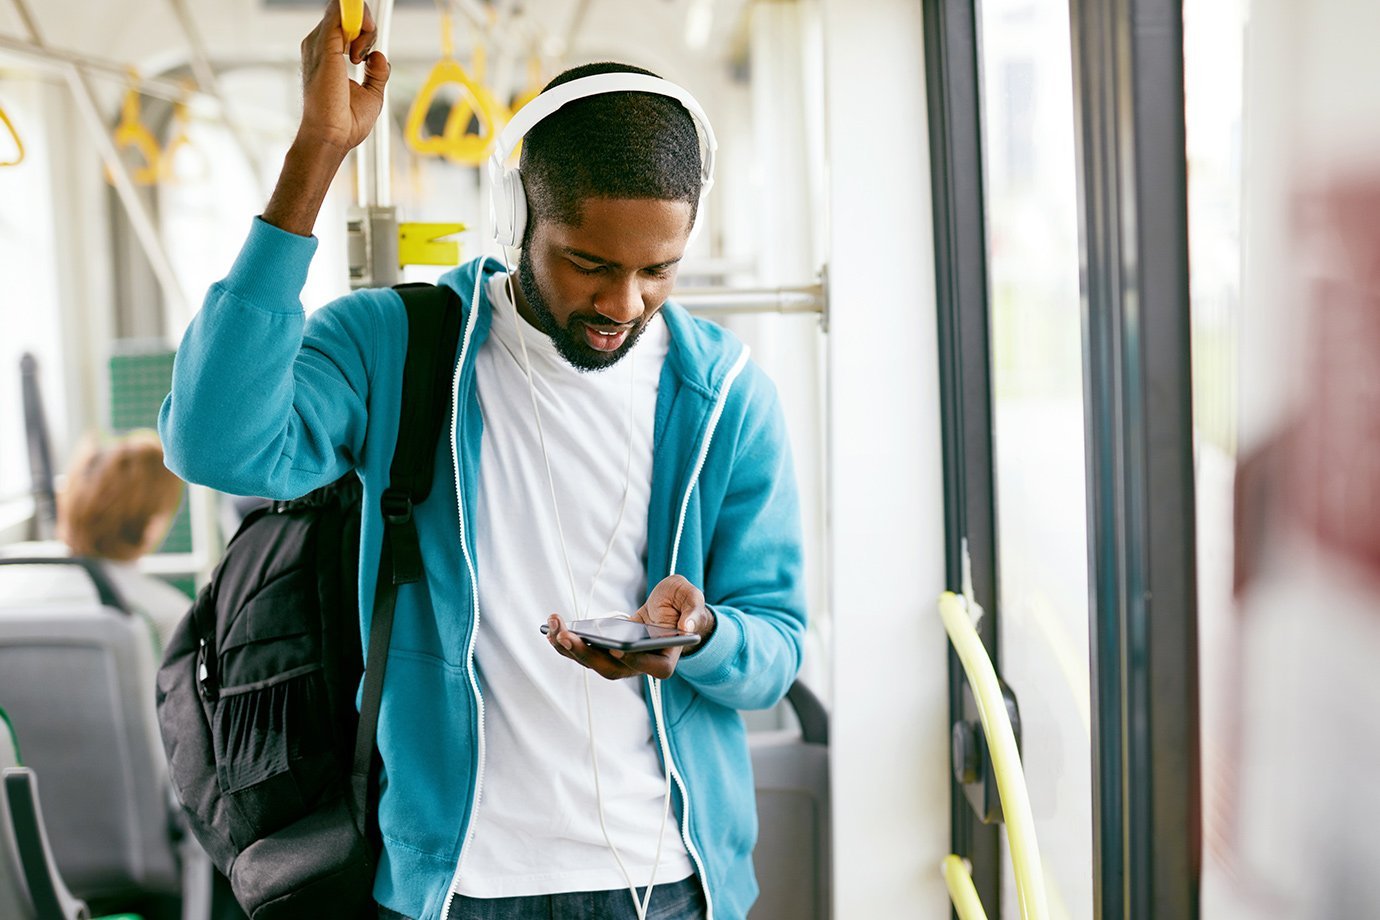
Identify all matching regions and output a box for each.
[943,855,990,920]
[339,0,364,42]
[403,10,506,166]
[939,591,1049,920]
[0,102,24,166]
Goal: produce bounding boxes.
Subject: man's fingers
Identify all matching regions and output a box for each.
[360,51,391,96]
[617,648,678,681]
[349,3,376,64]
[546,616,636,679]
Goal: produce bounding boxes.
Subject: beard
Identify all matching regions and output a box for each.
[516,253,651,372]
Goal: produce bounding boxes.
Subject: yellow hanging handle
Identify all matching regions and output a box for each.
[403,11,507,167]
[108,77,161,186]
[339,0,364,42]
[0,103,24,167]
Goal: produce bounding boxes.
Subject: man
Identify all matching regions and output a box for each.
[158,3,805,919]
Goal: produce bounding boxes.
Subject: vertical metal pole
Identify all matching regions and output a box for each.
[351,0,398,288]
[1067,0,1201,916]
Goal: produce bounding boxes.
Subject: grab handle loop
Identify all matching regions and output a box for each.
[403,11,507,166]
[108,76,161,186]
[0,103,24,167]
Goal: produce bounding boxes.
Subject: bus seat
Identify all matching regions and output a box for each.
[749,679,832,920]
[0,558,209,919]
[0,706,90,919]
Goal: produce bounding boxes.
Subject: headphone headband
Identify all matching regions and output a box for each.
[488,72,717,189]
[488,72,717,248]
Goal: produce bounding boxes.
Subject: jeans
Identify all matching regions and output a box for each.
[376,874,706,920]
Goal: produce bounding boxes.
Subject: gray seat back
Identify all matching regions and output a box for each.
[0,558,180,902]
[0,707,19,769]
[750,680,832,919]
[0,707,34,920]
[0,707,90,920]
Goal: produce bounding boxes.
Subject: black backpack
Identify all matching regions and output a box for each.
[155,283,462,920]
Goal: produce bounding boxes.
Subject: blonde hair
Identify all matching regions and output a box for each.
[56,431,185,562]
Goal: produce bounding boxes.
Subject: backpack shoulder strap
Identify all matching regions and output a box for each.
[352,282,463,827]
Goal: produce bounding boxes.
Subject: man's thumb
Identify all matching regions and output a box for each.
[361,50,390,95]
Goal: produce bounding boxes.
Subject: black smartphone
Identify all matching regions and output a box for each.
[539,617,701,652]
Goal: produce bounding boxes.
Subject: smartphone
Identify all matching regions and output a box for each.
[539,617,701,652]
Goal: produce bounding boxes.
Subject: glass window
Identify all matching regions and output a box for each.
[0,77,66,505]
[159,67,351,340]
[1182,0,1245,903]
[977,0,1093,916]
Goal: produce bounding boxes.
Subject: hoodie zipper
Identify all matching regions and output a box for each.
[650,344,752,920]
[440,274,486,920]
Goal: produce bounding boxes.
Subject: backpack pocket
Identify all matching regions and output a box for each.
[211,572,339,841]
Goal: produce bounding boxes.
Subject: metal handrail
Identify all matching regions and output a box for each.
[942,855,989,920]
[671,281,826,320]
[939,591,1049,920]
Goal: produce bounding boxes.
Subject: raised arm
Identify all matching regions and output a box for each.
[158,1,393,498]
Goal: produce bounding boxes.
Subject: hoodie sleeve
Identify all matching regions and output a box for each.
[158,217,379,500]
[673,370,807,711]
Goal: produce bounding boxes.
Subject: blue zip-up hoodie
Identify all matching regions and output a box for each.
[159,219,807,920]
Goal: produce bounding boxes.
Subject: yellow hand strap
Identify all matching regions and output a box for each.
[340,0,364,42]
[0,103,24,167]
[109,79,161,186]
[403,12,507,166]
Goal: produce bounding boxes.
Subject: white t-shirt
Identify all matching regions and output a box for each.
[458,274,693,897]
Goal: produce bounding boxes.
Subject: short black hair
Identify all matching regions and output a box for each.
[518,61,703,233]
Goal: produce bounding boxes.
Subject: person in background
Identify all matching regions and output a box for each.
[0,430,190,652]
[57,430,189,650]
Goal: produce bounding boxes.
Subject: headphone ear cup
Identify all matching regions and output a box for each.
[508,169,528,248]
[491,167,528,248]
[686,184,710,246]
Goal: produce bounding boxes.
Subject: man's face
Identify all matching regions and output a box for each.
[514,197,694,372]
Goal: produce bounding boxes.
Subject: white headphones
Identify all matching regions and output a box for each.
[487,72,718,248]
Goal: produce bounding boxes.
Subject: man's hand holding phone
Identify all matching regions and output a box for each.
[544,575,716,680]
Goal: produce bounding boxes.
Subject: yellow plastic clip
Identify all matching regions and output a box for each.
[340,0,364,43]
[398,222,467,267]
[0,102,24,167]
[108,75,161,186]
[403,11,507,166]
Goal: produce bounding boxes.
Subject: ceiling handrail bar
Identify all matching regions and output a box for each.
[671,282,826,317]
[942,855,990,920]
